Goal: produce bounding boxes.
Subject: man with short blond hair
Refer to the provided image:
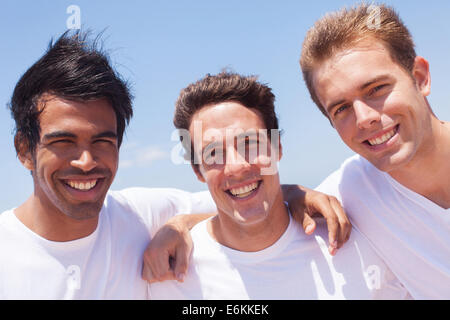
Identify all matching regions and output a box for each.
[298,3,450,299]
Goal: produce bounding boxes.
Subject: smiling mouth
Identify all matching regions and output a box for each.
[64,179,99,191]
[365,125,399,146]
[226,181,261,199]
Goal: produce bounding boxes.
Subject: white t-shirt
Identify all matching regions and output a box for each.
[149,216,410,300]
[0,187,214,300]
[316,155,450,300]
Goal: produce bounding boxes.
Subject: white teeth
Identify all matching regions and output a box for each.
[229,182,259,198]
[67,180,97,191]
[368,128,396,146]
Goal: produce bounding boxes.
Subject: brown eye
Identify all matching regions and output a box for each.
[370,84,388,95]
[51,139,73,145]
[94,139,112,144]
[204,147,223,164]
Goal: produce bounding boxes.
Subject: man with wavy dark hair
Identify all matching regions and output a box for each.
[1,31,217,299]
[10,32,133,155]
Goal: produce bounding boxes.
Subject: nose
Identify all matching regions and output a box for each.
[70,149,97,172]
[223,146,251,177]
[354,100,381,129]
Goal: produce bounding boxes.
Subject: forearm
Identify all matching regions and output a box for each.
[167,212,216,230]
[281,184,307,201]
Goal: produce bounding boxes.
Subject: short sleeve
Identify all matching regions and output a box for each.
[113,188,216,237]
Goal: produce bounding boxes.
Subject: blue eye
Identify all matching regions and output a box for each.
[334,105,350,116]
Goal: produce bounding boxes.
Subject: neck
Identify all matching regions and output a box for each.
[389,119,450,209]
[208,191,290,252]
[14,194,99,242]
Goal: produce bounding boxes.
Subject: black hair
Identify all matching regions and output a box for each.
[9,30,133,155]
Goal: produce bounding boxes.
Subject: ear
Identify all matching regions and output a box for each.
[277,135,283,161]
[412,56,431,96]
[191,163,206,183]
[14,134,35,171]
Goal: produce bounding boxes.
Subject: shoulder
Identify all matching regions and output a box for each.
[107,187,193,214]
[338,155,392,202]
[105,187,200,234]
[313,219,393,280]
[315,154,363,198]
[0,209,16,229]
[318,154,386,196]
[0,209,29,249]
[309,217,384,266]
[340,154,381,180]
[113,187,195,205]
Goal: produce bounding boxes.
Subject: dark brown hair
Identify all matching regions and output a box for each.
[174,71,279,164]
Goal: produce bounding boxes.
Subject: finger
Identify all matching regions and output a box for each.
[172,246,191,282]
[143,264,176,283]
[329,197,352,249]
[145,247,172,281]
[142,252,175,283]
[143,252,179,283]
[314,199,340,255]
[301,212,316,235]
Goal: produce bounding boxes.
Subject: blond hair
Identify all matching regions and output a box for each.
[300,2,416,119]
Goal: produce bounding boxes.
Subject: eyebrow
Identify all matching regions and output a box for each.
[358,75,391,91]
[202,131,260,150]
[41,130,118,142]
[41,131,76,142]
[326,75,392,114]
[92,131,118,140]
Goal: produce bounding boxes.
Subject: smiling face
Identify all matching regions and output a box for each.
[189,101,283,226]
[311,40,433,173]
[21,95,119,220]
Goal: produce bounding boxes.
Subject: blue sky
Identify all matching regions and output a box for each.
[1,0,449,212]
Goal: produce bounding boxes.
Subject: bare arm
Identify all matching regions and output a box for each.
[143,184,352,284]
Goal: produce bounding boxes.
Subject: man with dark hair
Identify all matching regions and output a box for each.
[10,32,133,154]
[149,71,410,299]
[1,31,221,299]
[1,32,350,299]
[297,3,450,299]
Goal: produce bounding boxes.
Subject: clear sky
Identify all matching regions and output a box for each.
[1,0,449,212]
